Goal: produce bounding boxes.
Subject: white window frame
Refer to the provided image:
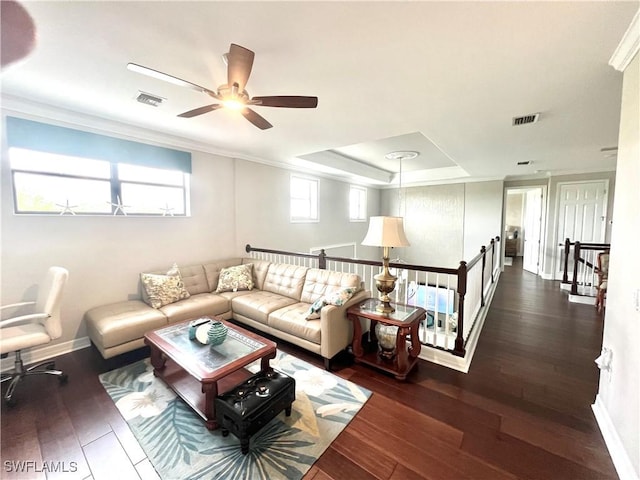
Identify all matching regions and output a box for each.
[8,148,190,216]
[349,185,367,222]
[290,175,319,223]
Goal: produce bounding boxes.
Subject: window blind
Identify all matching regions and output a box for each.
[6,116,192,174]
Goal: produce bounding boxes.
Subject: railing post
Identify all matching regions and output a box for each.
[453,261,467,357]
[490,238,495,283]
[571,241,581,295]
[562,238,570,284]
[319,249,327,270]
[480,246,486,307]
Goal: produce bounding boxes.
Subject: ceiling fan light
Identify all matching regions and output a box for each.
[223,99,245,110]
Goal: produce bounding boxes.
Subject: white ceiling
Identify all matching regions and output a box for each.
[2,1,637,187]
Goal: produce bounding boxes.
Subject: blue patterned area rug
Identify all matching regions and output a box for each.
[99,351,371,480]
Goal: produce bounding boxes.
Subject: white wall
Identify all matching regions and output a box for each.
[597,52,639,479]
[234,159,378,256]
[1,125,237,344]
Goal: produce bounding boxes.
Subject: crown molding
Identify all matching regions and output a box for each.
[609,8,640,72]
[0,94,392,188]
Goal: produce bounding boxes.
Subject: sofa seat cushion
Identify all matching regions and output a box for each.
[231,291,298,325]
[159,293,231,324]
[268,303,321,345]
[85,300,167,350]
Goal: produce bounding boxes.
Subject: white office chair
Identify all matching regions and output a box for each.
[0,266,69,406]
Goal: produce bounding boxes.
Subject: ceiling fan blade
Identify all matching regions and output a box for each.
[242,108,273,130]
[252,96,318,108]
[227,44,254,93]
[127,63,219,99]
[178,104,223,118]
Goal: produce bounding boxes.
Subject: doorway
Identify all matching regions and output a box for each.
[553,180,608,279]
[504,186,546,274]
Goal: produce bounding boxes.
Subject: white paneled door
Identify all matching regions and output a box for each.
[523,188,543,274]
[555,181,608,278]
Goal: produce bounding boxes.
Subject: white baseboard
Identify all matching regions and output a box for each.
[1,336,91,372]
[560,282,571,291]
[569,294,596,305]
[541,272,555,280]
[592,395,640,480]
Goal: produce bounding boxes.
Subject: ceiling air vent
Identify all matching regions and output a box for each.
[136,91,165,107]
[512,113,540,126]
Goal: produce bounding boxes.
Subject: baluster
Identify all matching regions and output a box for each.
[454,261,467,357]
[480,246,486,307]
[563,238,570,284]
[571,241,580,295]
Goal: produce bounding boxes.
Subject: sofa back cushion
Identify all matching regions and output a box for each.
[178,264,210,295]
[242,258,271,290]
[301,268,362,304]
[203,258,242,292]
[263,263,309,301]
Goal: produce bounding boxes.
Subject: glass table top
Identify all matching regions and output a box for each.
[356,298,421,323]
[154,320,266,373]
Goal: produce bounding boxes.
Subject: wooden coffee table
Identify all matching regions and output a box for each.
[144,317,277,430]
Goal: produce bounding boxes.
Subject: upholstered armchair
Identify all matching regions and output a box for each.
[0,267,69,406]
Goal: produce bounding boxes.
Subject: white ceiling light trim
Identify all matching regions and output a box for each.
[297,150,392,183]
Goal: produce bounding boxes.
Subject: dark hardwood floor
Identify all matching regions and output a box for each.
[1,258,615,479]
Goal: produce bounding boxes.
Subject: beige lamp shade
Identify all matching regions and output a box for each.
[362,216,410,247]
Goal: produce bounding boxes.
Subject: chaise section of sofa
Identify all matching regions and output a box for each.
[85,257,369,368]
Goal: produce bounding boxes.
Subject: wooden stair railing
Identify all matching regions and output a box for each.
[246,235,501,359]
[560,238,610,295]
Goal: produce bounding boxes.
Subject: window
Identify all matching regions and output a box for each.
[290,175,319,222]
[6,117,191,216]
[9,148,189,215]
[349,185,367,221]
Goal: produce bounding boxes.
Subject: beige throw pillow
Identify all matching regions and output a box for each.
[216,264,254,293]
[141,263,190,309]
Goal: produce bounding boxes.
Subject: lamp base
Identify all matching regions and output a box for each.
[376,300,395,314]
[374,270,397,314]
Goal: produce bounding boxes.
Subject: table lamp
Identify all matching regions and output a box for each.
[362,216,410,313]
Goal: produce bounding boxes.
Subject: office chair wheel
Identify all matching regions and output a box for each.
[58,374,68,384]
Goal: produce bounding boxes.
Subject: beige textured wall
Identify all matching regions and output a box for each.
[380,180,504,267]
[381,183,464,267]
[463,180,504,261]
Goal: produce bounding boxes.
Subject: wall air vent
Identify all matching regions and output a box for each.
[512,113,540,126]
[136,91,165,107]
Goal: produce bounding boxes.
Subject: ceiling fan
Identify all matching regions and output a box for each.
[127,43,318,130]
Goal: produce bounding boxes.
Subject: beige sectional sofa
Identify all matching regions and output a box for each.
[85,257,369,369]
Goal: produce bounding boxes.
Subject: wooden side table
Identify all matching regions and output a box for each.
[348,299,425,380]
